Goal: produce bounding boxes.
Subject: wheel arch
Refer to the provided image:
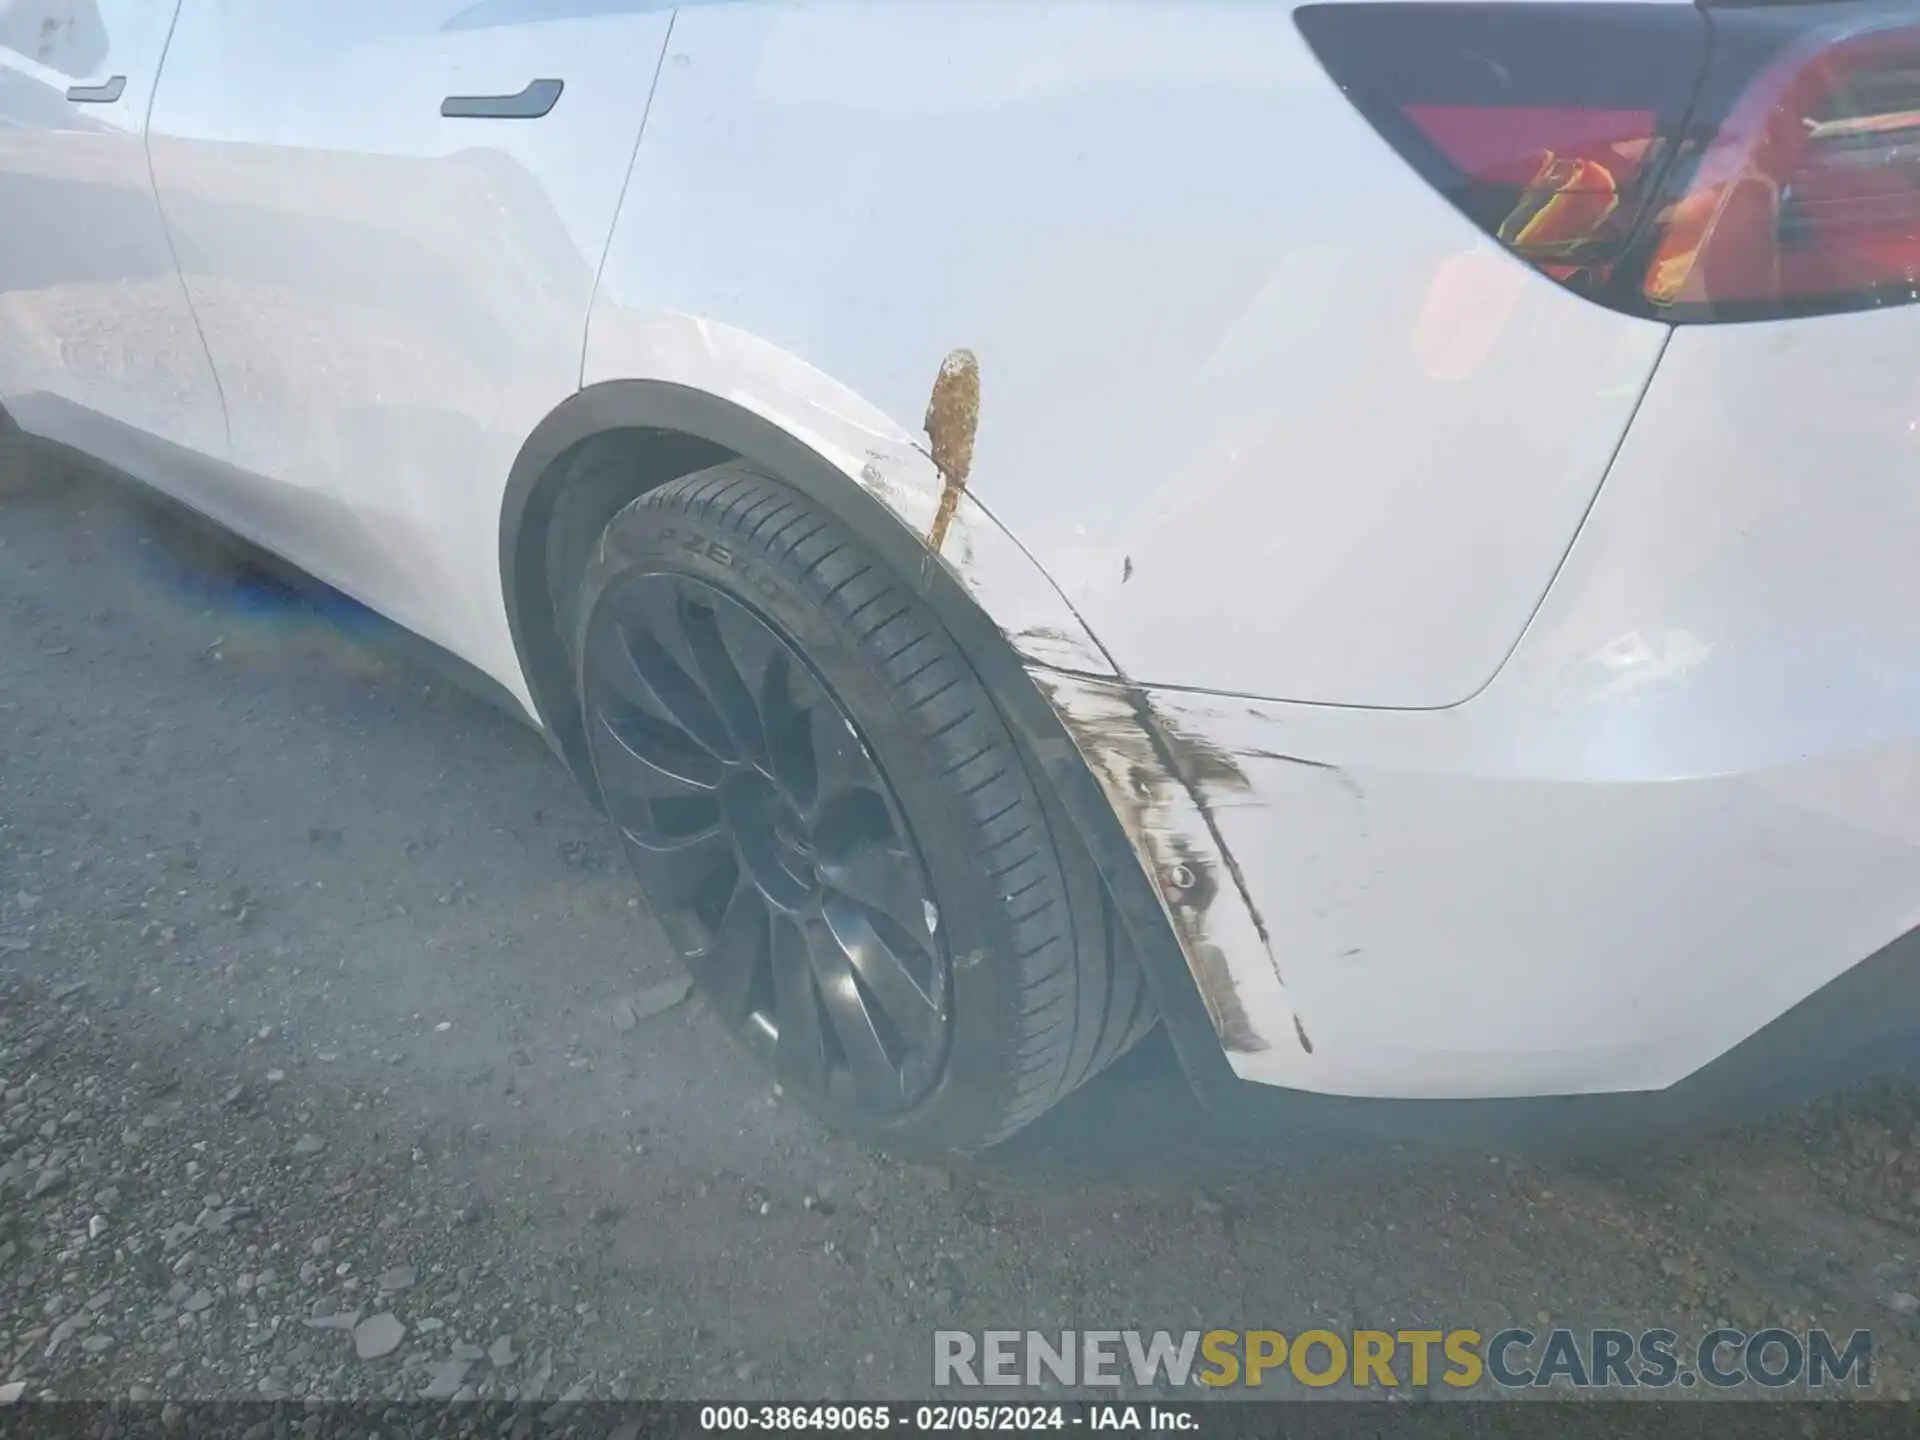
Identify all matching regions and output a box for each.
[497,377,1252,1104]
[496,378,1098,790]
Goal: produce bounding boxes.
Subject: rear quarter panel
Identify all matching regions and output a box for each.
[586,0,1672,708]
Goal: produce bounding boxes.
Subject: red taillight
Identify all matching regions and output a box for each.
[1404,104,1662,270]
[1297,2,1920,322]
[1647,25,1920,311]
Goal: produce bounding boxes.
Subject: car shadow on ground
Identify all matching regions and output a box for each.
[992,1031,1404,1176]
[9,459,1345,1170]
[0,454,1742,1187]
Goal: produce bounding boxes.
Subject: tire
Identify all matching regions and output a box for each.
[572,462,1155,1152]
[0,407,33,495]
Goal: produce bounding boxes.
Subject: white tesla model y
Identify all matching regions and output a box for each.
[3,0,1917,1152]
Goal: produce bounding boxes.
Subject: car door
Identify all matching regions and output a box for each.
[0,0,228,474]
[144,0,674,693]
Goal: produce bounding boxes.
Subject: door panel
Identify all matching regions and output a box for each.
[0,0,228,467]
[147,0,673,690]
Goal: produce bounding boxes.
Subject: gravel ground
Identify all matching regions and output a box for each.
[6,449,1920,1406]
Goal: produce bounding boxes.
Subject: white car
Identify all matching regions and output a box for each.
[3,0,1917,1153]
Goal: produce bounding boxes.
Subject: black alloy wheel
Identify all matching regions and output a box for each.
[582,572,950,1116]
[572,463,1157,1151]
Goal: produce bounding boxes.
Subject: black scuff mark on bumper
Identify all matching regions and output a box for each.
[1151,705,1280,958]
[1293,1014,1316,1054]
[1031,670,1312,1057]
[1235,745,1367,807]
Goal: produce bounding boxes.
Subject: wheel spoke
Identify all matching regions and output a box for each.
[804,703,879,816]
[593,700,724,844]
[680,597,772,766]
[608,796,718,868]
[613,586,737,762]
[760,653,818,801]
[594,704,724,798]
[622,824,733,909]
[708,598,796,764]
[803,916,905,1100]
[817,843,935,953]
[611,796,724,853]
[820,893,943,1056]
[690,879,768,1026]
[770,915,830,1090]
[585,611,683,729]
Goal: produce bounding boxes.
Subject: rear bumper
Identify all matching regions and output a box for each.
[1062,305,1920,1110]
[1204,919,1920,1150]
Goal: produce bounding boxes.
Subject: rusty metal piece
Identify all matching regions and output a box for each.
[923,348,980,555]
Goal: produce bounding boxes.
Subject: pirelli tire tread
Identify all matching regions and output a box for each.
[578,461,1155,1150]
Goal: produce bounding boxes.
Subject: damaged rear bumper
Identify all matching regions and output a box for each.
[1034,664,1920,1137]
[1030,311,1920,1120]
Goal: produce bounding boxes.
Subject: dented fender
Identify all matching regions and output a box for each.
[570,313,1304,1070]
[581,311,1111,677]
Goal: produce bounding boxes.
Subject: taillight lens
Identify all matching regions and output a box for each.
[1649,20,1920,313]
[1297,1,1920,323]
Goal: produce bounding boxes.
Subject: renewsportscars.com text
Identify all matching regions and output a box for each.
[933,1327,1873,1391]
